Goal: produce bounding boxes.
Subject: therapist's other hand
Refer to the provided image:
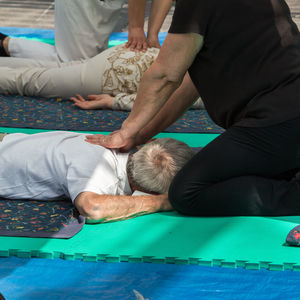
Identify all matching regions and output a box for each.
[146,34,161,49]
[70,94,113,110]
[125,28,148,52]
[85,130,137,152]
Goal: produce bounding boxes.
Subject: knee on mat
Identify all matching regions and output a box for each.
[168,180,198,216]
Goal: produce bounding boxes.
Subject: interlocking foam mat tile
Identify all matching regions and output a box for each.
[0,198,84,239]
[0,95,224,133]
[1,212,300,271]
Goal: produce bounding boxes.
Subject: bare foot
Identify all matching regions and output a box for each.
[2,37,10,56]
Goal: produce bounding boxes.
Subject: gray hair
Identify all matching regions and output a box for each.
[127,138,195,194]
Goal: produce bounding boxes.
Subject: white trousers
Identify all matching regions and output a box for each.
[0,47,114,98]
[0,45,205,110]
[8,0,125,62]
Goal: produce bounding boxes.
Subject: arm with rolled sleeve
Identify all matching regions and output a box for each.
[74,191,172,223]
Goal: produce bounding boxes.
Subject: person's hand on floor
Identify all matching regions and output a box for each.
[70,94,113,110]
[125,27,148,52]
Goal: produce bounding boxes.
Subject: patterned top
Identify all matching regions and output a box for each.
[102,45,159,111]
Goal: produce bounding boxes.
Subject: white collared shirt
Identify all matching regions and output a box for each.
[0,131,131,202]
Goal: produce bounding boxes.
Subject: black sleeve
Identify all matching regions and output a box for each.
[168,0,211,36]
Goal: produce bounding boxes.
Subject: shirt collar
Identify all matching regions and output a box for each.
[113,150,132,195]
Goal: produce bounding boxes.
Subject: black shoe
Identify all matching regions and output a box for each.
[0,32,8,57]
[0,32,7,40]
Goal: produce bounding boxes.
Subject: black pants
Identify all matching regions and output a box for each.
[169,116,300,216]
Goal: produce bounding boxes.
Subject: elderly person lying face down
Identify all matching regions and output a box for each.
[0,132,194,223]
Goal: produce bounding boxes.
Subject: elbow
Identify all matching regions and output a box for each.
[164,74,183,90]
[164,67,185,87]
[75,194,102,220]
[145,62,184,91]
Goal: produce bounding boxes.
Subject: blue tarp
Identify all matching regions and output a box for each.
[1,257,300,300]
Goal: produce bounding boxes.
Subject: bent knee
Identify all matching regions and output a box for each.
[168,179,201,216]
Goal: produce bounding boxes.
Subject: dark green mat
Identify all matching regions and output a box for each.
[1,130,299,271]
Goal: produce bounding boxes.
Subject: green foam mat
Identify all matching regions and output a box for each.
[0,127,218,147]
[1,213,300,271]
[1,129,299,270]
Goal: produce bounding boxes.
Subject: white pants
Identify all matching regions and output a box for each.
[0,47,114,98]
[0,45,205,110]
[8,0,125,62]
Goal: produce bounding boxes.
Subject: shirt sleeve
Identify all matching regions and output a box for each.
[168,0,211,36]
[112,93,137,111]
[66,163,118,202]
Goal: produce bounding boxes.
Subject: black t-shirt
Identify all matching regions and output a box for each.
[169,0,300,129]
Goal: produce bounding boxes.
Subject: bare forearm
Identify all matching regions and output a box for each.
[76,193,172,223]
[127,0,148,51]
[122,62,182,137]
[122,33,203,139]
[137,73,199,143]
[147,0,173,36]
[128,0,147,29]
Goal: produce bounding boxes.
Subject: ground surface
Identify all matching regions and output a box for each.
[0,0,173,31]
[1,0,298,31]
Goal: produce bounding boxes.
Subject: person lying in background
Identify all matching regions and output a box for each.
[0,44,204,110]
[0,131,194,223]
